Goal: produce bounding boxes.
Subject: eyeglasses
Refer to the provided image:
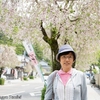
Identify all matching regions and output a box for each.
[61,55,73,60]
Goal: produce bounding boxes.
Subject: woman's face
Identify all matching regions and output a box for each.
[59,52,74,72]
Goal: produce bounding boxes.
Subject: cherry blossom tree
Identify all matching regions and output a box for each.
[0,0,100,70]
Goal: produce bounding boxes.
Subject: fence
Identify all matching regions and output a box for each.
[95,74,100,88]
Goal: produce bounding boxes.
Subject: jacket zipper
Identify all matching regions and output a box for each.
[64,85,65,100]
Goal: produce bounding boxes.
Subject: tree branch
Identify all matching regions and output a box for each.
[40,20,48,37]
[40,20,50,43]
[56,23,62,39]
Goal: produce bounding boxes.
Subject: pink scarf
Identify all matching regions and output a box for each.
[58,69,72,85]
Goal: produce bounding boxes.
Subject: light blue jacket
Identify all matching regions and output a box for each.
[44,68,87,100]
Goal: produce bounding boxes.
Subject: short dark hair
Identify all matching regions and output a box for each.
[58,51,76,61]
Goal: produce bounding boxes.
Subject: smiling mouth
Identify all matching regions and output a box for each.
[64,63,70,65]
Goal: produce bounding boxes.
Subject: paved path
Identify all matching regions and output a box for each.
[86,77,100,100]
[2,78,100,100]
[87,85,100,100]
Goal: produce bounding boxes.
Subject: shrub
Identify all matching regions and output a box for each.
[23,77,28,81]
[0,78,5,85]
[41,85,46,100]
[29,76,34,79]
[93,69,98,74]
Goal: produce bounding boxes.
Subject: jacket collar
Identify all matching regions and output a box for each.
[71,68,78,77]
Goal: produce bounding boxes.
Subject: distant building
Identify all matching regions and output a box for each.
[39,61,51,74]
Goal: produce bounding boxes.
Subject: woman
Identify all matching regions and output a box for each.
[44,44,87,100]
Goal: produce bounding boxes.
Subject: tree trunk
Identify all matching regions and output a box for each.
[40,20,61,71]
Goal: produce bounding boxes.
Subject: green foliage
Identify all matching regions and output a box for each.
[70,9,75,13]
[44,58,52,66]
[0,31,43,59]
[92,68,98,74]
[86,13,90,17]
[15,44,25,55]
[41,85,46,100]
[13,26,19,34]
[0,30,25,55]
[51,27,57,34]
[47,8,50,13]
[95,50,100,68]
[29,76,34,79]
[33,42,43,61]
[0,78,5,85]
[50,26,58,39]
[0,30,13,45]
[23,77,28,81]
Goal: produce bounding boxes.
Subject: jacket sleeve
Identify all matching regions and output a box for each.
[81,73,87,100]
[44,71,57,100]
